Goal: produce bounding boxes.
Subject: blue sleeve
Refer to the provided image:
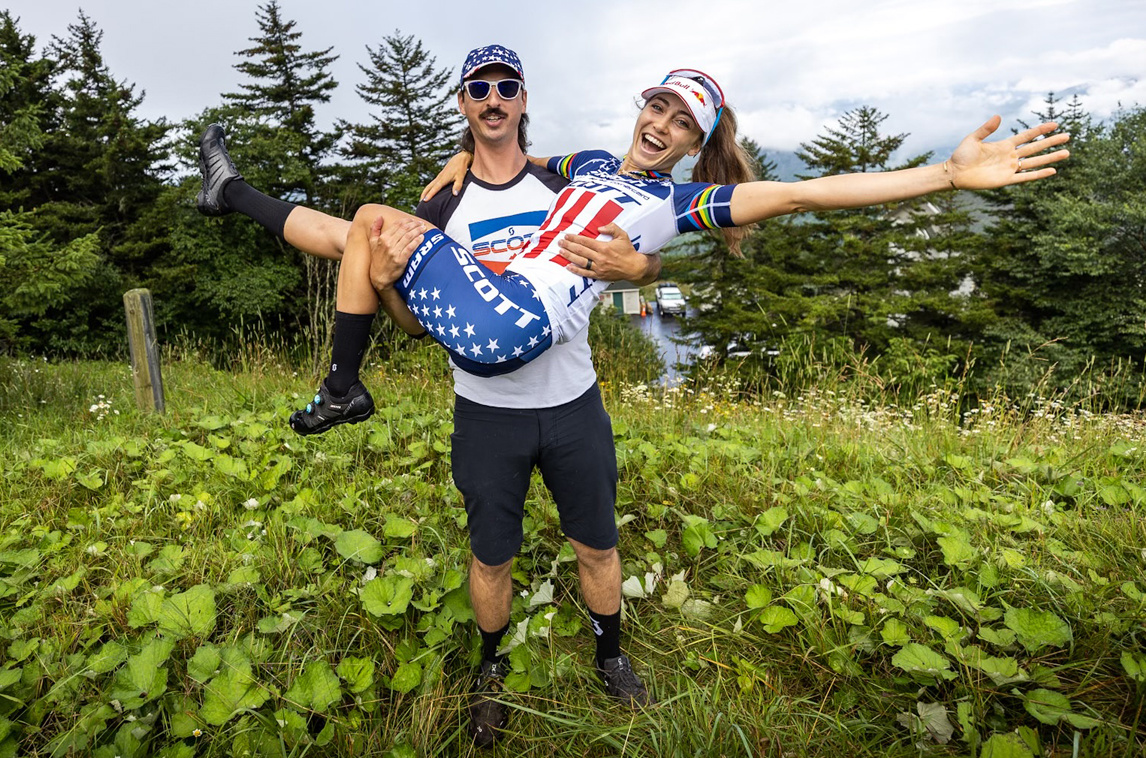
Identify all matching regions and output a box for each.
[673,182,738,232]
[546,150,613,180]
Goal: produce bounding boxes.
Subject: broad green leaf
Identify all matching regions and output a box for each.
[880,618,910,647]
[148,545,186,574]
[187,644,222,683]
[1121,651,1146,683]
[227,566,260,585]
[199,650,269,725]
[661,578,690,609]
[108,638,174,709]
[85,641,128,676]
[745,585,772,609]
[958,645,1027,685]
[923,615,963,641]
[127,587,165,628]
[179,441,214,461]
[1003,607,1072,653]
[978,627,1017,648]
[213,453,251,481]
[383,518,417,540]
[938,535,976,567]
[157,584,216,640]
[286,660,341,712]
[335,529,384,564]
[337,657,375,694]
[644,529,667,547]
[0,668,20,691]
[8,638,38,662]
[390,661,422,693]
[857,557,904,578]
[980,733,1035,758]
[360,575,415,616]
[756,507,789,536]
[681,522,717,557]
[44,567,85,597]
[891,643,957,683]
[757,606,799,633]
[1018,688,1094,727]
[75,469,104,490]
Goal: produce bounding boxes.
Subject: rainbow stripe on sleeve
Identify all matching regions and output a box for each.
[550,153,577,178]
[679,184,736,231]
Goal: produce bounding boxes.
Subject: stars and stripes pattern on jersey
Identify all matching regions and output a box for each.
[517,186,625,267]
[395,232,553,378]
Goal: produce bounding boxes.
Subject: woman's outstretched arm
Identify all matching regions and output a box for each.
[728,117,1070,225]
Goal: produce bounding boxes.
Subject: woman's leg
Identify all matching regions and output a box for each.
[289,204,423,436]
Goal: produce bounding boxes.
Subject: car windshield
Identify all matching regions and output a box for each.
[661,291,683,300]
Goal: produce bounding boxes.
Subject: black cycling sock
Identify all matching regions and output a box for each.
[326,311,375,396]
[223,180,296,240]
[589,608,621,666]
[480,622,510,663]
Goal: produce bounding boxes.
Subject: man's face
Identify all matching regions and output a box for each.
[458,64,527,149]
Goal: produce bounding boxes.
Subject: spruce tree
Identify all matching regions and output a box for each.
[224,0,338,206]
[0,12,99,350]
[337,31,462,211]
[11,10,170,353]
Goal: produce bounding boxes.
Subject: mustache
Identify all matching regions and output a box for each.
[479,107,508,120]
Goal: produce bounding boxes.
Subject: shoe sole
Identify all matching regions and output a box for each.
[290,408,375,436]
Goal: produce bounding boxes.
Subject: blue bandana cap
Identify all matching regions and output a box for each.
[460,45,525,86]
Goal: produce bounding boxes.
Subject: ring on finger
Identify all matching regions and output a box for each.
[585,259,593,271]
[1017,156,1024,170]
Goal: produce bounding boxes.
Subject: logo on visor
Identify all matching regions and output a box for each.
[693,90,706,106]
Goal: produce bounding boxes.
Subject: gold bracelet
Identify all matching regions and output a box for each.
[942,160,958,190]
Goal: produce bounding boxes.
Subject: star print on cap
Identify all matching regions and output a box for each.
[460,45,525,85]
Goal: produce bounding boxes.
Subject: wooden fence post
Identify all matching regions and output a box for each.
[123,288,165,413]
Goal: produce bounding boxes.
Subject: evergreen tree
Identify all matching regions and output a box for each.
[780,104,989,386]
[8,11,170,354]
[336,31,462,211]
[974,99,1146,401]
[224,0,338,206]
[0,13,100,350]
[0,11,57,202]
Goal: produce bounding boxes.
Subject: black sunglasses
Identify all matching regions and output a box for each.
[463,79,523,101]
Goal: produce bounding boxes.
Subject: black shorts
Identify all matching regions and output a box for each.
[450,384,619,566]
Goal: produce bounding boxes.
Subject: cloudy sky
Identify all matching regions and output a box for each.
[6,0,1145,164]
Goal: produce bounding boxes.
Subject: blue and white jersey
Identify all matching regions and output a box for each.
[505,150,737,343]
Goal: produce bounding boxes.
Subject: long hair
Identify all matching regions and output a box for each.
[691,105,755,257]
[460,112,531,154]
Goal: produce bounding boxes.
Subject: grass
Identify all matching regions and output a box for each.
[0,344,1144,758]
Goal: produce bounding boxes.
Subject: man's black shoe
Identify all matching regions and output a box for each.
[468,659,509,748]
[288,381,374,436]
[196,123,242,216]
[598,654,652,708]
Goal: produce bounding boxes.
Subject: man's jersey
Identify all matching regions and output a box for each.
[505,150,737,344]
[416,162,597,408]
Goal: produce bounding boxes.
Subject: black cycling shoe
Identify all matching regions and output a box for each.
[196,123,242,216]
[468,659,509,748]
[598,654,652,708]
[288,381,375,436]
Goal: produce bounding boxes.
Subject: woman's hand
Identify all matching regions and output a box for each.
[948,116,1070,190]
[421,151,473,201]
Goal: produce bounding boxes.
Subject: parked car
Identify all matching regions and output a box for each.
[655,283,686,317]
